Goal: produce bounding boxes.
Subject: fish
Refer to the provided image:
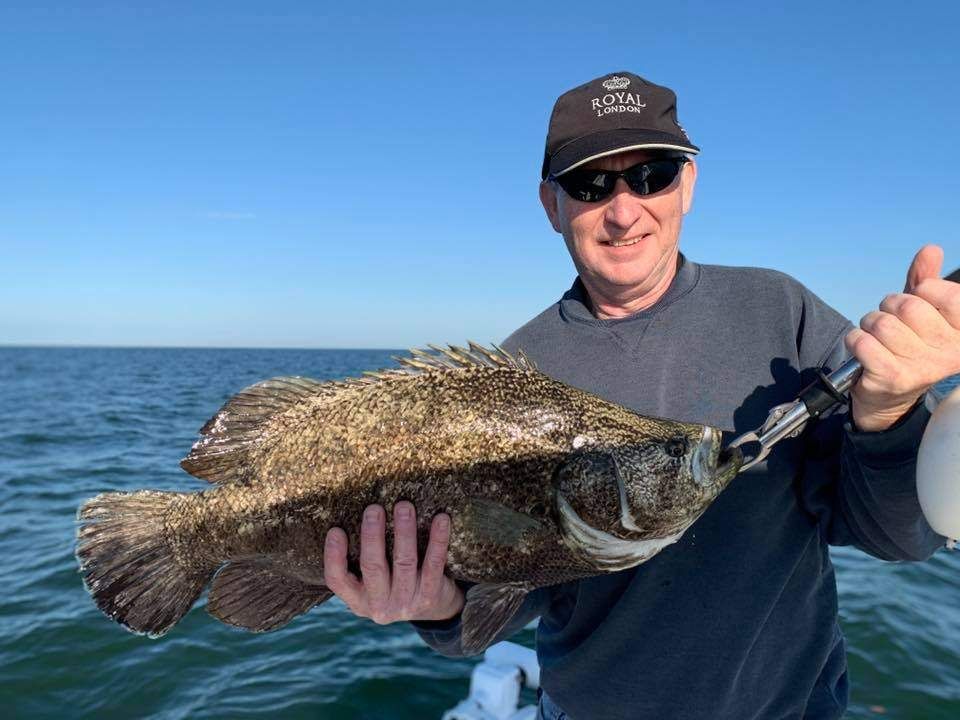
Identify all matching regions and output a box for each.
[76,343,742,655]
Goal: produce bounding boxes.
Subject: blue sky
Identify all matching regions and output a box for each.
[2,1,958,348]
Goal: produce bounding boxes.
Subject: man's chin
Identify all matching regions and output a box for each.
[585,259,677,300]
[595,263,659,287]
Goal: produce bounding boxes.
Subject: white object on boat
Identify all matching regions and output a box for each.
[441,641,539,720]
[919,383,960,546]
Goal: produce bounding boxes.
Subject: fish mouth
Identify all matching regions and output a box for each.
[692,426,718,487]
[713,445,743,487]
[693,427,742,489]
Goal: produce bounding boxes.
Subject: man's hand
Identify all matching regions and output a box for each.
[846,244,960,431]
[323,501,466,624]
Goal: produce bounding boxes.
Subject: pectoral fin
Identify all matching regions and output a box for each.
[461,581,533,656]
[461,498,542,546]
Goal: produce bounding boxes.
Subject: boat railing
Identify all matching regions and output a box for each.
[441,640,539,720]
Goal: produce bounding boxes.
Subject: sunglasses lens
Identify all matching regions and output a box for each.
[623,159,683,196]
[556,169,616,202]
[555,158,685,202]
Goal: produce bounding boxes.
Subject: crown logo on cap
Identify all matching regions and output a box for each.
[602,76,630,91]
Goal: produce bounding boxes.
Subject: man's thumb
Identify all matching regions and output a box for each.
[905,244,944,293]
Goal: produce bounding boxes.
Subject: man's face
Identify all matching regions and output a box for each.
[540,149,697,301]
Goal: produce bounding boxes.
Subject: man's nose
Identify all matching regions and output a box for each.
[603,178,644,229]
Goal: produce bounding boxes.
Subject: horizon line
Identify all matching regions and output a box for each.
[0,342,408,352]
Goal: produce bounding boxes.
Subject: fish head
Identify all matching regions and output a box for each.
[555,420,741,567]
[610,421,742,539]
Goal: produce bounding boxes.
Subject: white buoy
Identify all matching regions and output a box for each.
[917,384,960,545]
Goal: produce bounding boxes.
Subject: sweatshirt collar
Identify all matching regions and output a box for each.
[559,253,700,326]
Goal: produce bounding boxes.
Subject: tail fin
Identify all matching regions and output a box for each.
[76,490,214,637]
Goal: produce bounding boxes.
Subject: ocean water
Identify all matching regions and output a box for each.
[1,347,957,720]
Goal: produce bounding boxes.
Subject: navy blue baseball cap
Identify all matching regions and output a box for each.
[542,71,699,179]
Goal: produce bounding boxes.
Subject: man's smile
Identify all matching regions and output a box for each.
[602,234,649,248]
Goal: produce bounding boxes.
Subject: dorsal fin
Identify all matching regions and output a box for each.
[180,376,333,484]
[180,343,538,484]
[393,341,537,373]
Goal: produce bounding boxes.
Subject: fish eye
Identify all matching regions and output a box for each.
[665,436,688,458]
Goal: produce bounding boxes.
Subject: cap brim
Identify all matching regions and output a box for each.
[546,129,700,178]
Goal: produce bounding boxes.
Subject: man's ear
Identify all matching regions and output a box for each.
[539,180,562,233]
[681,159,697,215]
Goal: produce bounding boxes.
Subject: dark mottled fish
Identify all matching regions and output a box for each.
[77,344,741,654]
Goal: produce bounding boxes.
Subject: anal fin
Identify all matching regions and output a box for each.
[461,581,533,656]
[207,560,332,632]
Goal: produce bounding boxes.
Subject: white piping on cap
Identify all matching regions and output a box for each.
[552,143,699,177]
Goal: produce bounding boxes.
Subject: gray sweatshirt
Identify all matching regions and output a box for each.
[414,256,944,719]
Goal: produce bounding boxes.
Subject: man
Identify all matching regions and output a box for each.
[323,72,960,719]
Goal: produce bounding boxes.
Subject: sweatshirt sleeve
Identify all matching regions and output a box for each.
[411,584,553,658]
[797,324,946,561]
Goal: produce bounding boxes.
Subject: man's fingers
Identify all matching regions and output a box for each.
[323,527,363,607]
[327,508,462,624]
[390,501,419,610]
[858,310,919,361]
[880,292,955,348]
[904,244,944,293]
[417,513,451,605]
[912,278,960,329]
[358,504,391,614]
[845,327,899,377]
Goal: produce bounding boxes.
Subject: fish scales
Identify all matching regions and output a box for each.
[77,344,741,654]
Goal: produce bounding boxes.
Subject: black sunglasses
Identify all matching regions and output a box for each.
[550,157,688,203]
